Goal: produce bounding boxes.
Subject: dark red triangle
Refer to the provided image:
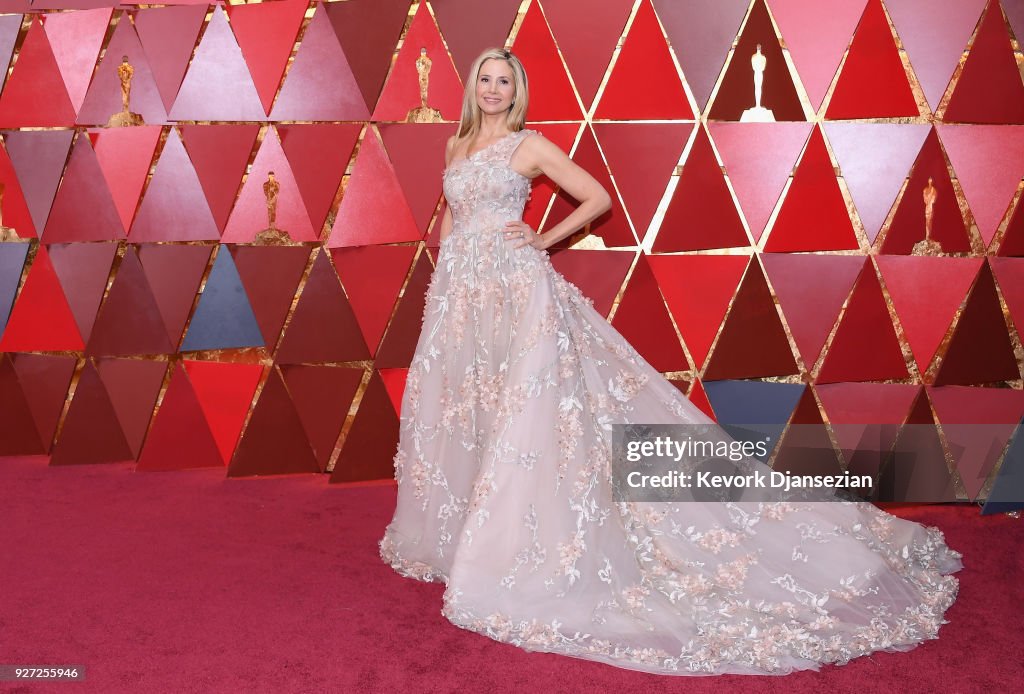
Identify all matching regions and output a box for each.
[48,241,117,344]
[378,123,458,234]
[137,244,213,349]
[179,125,260,233]
[546,127,635,247]
[944,0,1024,124]
[375,252,434,369]
[702,260,798,380]
[87,246,174,356]
[764,126,859,252]
[331,370,399,483]
[707,0,805,121]
[610,254,689,372]
[0,355,45,455]
[332,245,415,356]
[326,0,409,114]
[548,249,633,318]
[933,262,1019,385]
[43,134,125,242]
[11,354,77,453]
[816,259,910,384]
[825,0,919,118]
[276,252,370,364]
[880,128,972,254]
[229,367,319,476]
[279,124,361,234]
[137,362,223,471]
[281,365,363,471]
[185,360,264,465]
[998,197,1024,256]
[510,1,584,120]
[653,126,749,252]
[0,138,37,237]
[431,0,521,84]
[231,246,310,351]
[133,4,208,113]
[51,360,133,466]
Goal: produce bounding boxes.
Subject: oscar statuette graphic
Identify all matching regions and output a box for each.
[741,44,776,122]
[107,56,145,127]
[254,171,292,245]
[406,47,443,123]
[912,177,943,256]
[0,182,19,241]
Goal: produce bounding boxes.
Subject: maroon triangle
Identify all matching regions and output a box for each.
[50,360,133,465]
[276,252,370,364]
[944,0,1024,124]
[548,249,634,317]
[137,244,213,349]
[229,367,319,476]
[231,246,310,351]
[703,261,798,380]
[772,388,843,479]
[279,124,361,234]
[326,0,410,113]
[87,246,174,356]
[653,126,749,252]
[378,123,458,233]
[11,354,77,453]
[816,259,910,384]
[375,252,434,369]
[48,241,118,343]
[934,262,1019,385]
[179,125,260,233]
[610,254,689,372]
[281,365,363,471]
[43,134,126,241]
[999,197,1024,256]
[0,355,45,455]
[331,370,399,483]
[881,128,972,254]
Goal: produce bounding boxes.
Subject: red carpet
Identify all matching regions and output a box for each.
[1,456,1020,693]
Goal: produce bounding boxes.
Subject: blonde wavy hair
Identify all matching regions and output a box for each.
[456,48,528,141]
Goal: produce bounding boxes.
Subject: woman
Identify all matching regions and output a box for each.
[380,47,961,676]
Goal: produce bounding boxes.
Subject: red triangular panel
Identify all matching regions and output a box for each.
[43,134,126,242]
[594,0,692,119]
[276,252,371,364]
[762,254,863,369]
[2,130,73,234]
[271,3,370,121]
[648,254,750,370]
[97,357,167,459]
[593,123,692,242]
[87,246,174,356]
[134,4,208,113]
[825,0,919,118]
[48,241,117,344]
[610,254,689,372]
[50,360,134,466]
[763,126,858,252]
[944,0,1024,124]
[184,360,264,465]
[379,367,408,415]
[10,353,76,453]
[179,124,260,234]
[332,245,415,356]
[328,129,421,248]
[137,243,213,348]
[431,0,520,84]
[703,260,798,379]
[876,257,983,373]
[548,249,633,318]
[375,252,436,369]
[280,124,361,234]
[331,370,399,483]
[709,123,811,242]
[934,263,1019,385]
[991,258,1024,334]
[0,246,83,352]
[228,367,319,476]
[510,1,583,120]
[231,245,310,351]
[379,123,458,233]
[0,17,76,127]
[281,364,363,470]
[130,129,220,242]
[137,363,224,471]
[816,259,910,384]
[326,0,409,114]
[0,139,37,238]
[93,126,162,232]
[226,0,307,114]
[43,7,111,114]
[371,3,462,122]
[0,356,45,455]
[687,378,717,420]
[653,126,749,252]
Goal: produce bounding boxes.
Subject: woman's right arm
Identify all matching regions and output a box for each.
[438,135,456,243]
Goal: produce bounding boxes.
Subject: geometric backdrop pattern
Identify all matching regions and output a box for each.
[0,0,1022,502]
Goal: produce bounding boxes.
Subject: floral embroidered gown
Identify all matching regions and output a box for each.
[379,129,962,676]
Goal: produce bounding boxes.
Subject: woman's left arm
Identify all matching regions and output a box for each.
[507,133,612,250]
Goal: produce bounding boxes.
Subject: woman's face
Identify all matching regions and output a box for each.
[475,58,515,115]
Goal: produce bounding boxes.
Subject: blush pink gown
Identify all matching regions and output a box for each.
[379,128,962,675]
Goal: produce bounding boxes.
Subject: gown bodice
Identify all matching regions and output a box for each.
[442,130,534,234]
